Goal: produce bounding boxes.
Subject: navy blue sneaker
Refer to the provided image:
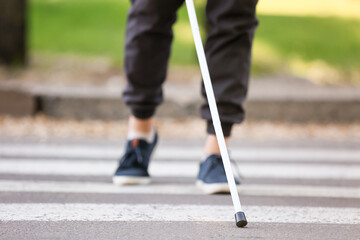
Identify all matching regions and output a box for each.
[196,154,240,194]
[113,131,158,185]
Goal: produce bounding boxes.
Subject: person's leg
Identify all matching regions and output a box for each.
[204,135,227,155]
[202,0,259,143]
[198,0,258,193]
[123,0,184,123]
[129,116,153,133]
[127,116,154,143]
[114,0,184,185]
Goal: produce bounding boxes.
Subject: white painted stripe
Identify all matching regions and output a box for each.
[0,180,359,198]
[0,144,121,159]
[159,148,360,162]
[0,203,359,224]
[244,184,360,198]
[0,144,359,162]
[0,180,199,195]
[1,159,360,179]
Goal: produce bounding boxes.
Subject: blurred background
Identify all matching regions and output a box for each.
[1,2,359,237]
[0,0,359,141]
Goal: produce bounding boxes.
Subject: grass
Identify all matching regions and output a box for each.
[252,15,360,83]
[29,0,360,84]
[29,0,130,65]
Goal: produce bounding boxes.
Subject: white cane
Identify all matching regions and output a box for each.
[185,0,247,227]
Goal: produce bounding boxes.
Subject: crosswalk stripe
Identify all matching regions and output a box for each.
[0,180,359,198]
[1,144,359,162]
[1,159,359,179]
[1,142,359,233]
[0,203,358,224]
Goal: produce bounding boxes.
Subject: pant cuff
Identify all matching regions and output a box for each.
[206,121,233,137]
[131,108,156,120]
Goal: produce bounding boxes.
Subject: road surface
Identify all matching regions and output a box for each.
[0,138,359,239]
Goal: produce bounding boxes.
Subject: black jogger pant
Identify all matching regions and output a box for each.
[123,0,258,137]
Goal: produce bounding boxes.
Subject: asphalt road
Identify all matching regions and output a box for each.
[0,138,359,240]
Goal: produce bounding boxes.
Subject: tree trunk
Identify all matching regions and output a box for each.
[0,0,27,67]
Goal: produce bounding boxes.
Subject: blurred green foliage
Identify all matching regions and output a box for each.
[29,0,360,83]
[256,15,360,68]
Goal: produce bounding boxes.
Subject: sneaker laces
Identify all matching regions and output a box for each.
[119,140,144,168]
[201,155,222,179]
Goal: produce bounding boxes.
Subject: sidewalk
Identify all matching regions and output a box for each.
[0,75,359,122]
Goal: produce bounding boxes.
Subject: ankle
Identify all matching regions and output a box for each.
[128,128,155,143]
[129,116,153,133]
[204,135,228,157]
[128,116,154,142]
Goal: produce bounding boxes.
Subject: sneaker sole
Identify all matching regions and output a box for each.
[113,176,151,185]
[196,180,240,194]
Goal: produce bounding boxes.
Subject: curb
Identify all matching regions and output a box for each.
[0,88,35,117]
[1,77,359,123]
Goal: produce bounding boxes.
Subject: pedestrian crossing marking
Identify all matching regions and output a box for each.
[1,144,359,162]
[1,142,359,227]
[0,180,359,198]
[1,159,360,179]
[0,203,359,224]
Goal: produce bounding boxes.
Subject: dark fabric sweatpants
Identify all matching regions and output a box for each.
[123,0,258,137]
